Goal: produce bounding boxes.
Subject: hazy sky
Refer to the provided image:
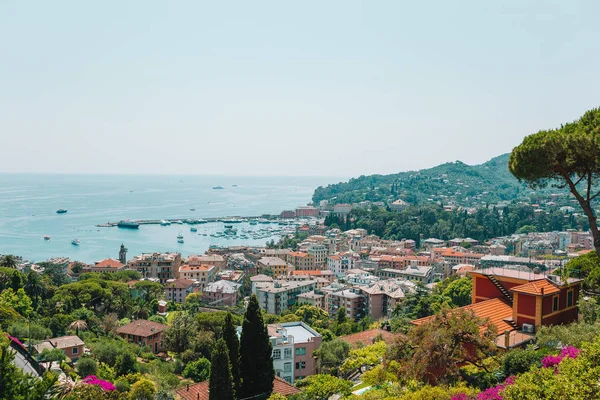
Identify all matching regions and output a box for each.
[1,1,599,177]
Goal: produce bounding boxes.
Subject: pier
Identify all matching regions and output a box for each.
[95,216,279,227]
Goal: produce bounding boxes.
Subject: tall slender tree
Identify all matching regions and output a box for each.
[239,294,274,400]
[209,339,235,400]
[222,312,241,394]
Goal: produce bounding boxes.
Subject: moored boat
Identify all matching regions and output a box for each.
[117,220,140,229]
[56,209,67,214]
[44,236,51,241]
[190,227,197,232]
[71,239,80,246]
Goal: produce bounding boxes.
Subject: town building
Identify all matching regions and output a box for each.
[116,319,168,353]
[286,252,315,271]
[34,335,84,361]
[389,199,409,212]
[448,238,479,247]
[333,203,353,217]
[258,257,292,278]
[178,264,216,291]
[255,280,316,315]
[379,265,432,283]
[307,243,328,268]
[295,206,319,218]
[361,279,411,319]
[164,278,196,303]
[438,249,484,266]
[297,291,326,309]
[280,210,296,219]
[328,288,365,320]
[186,254,226,272]
[83,258,126,274]
[202,280,241,306]
[129,252,182,284]
[327,253,356,277]
[290,269,335,283]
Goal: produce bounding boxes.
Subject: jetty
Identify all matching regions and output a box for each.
[96,216,279,228]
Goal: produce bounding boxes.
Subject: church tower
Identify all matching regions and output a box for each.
[119,244,127,264]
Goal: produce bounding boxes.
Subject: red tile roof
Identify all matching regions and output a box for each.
[510,279,561,296]
[94,258,124,268]
[411,298,514,333]
[340,329,398,348]
[116,319,168,338]
[175,376,300,400]
[165,279,195,289]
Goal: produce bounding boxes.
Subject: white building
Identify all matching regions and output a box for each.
[327,253,356,277]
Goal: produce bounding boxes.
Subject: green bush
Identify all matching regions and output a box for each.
[76,357,98,378]
[182,358,211,382]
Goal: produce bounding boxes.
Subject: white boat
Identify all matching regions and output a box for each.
[177,238,184,243]
[173,220,183,224]
[44,236,51,241]
[160,220,171,226]
[71,239,80,246]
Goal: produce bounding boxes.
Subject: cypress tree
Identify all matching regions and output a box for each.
[209,339,235,400]
[222,312,241,394]
[239,294,274,399]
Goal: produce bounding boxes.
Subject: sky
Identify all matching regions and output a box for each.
[1,1,599,177]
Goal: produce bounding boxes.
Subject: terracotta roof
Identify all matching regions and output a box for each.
[116,319,168,337]
[165,279,195,289]
[180,264,213,272]
[289,252,309,258]
[411,298,514,333]
[340,329,398,348]
[510,279,561,296]
[175,376,299,400]
[94,258,124,268]
[291,270,322,276]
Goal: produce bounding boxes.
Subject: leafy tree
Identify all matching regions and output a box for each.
[340,340,386,376]
[501,347,545,377]
[536,321,600,349]
[183,357,211,382]
[563,251,600,293]
[294,374,353,400]
[115,351,138,377]
[128,378,157,400]
[222,312,241,394]
[135,280,163,302]
[509,107,600,257]
[239,294,274,400]
[71,262,84,275]
[439,276,472,307]
[336,306,347,325]
[388,307,497,385]
[0,288,33,317]
[164,313,196,354]
[209,339,235,400]
[23,271,45,309]
[7,321,52,340]
[39,347,67,363]
[314,338,351,376]
[0,255,18,269]
[77,357,98,377]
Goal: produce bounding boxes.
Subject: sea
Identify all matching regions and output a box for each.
[0,174,340,263]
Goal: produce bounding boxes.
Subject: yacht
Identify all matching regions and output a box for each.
[173,220,183,224]
[71,239,80,246]
[56,209,67,214]
[160,220,171,226]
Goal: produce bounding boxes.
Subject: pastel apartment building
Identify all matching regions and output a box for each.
[254,280,316,315]
[378,265,433,283]
[328,288,366,320]
[186,254,226,272]
[361,279,410,319]
[258,257,293,278]
[286,252,315,271]
[295,206,319,218]
[267,322,322,384]
[83,258,126,274]
[164,278,196,303]
[116,319,168,353]
[327,253,356,277]
[202,280,241,306]
[178,264,216,290]
[129,252,182,284]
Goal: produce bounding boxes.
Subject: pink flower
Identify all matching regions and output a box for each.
[82,375,116,391]
[476,376,516,400]
[541,346,580,369]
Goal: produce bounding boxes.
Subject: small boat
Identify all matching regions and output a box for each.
[190,208,196,211]
[232,184,238,187]
[173,220,183,224]
[56,209,67,214]
[249,220,258,225]
[190,227,197,232]
[224,224,233,229]
[160,220,171,226]
[71,239,80,246]
[177,233,184,239]
[177,238,184,244]
[44,236,51,241]
[117,220,140,229]
[212,186,224,190]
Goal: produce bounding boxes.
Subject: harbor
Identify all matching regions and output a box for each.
[95,216,289,228]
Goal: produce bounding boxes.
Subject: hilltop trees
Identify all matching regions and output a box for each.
[222,313,241,394]
[509,107,600,257]
[239,294,274,400]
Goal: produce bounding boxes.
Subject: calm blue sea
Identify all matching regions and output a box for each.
[0,174,339,263]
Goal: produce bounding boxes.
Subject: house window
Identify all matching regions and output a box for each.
[72,347,78,354]
[295,361,306,370]
[295,347,306,356]
[553,296,559,312]
[567,290,574,307]
[272,349,281,359]
[284,348,292,359]
[284,362,292,372]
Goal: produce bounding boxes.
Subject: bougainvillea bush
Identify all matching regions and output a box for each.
[82,375,116,391]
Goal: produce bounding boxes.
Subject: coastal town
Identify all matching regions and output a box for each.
[2,190,598,399]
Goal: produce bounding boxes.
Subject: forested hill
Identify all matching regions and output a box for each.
[313,153,544,207]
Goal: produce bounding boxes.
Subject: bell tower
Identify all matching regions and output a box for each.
[119,243,127,264]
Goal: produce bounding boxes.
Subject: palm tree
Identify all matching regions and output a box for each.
[24,271,45,309]
[68,320,88,337]
[0,255,18,269]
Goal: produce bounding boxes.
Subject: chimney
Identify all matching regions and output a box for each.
[504,330,511,349]
[186,384,189,391]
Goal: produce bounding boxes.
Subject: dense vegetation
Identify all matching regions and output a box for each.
[313,154,558,207]
[325,203,588,245]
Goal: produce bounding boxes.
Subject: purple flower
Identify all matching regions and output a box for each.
[541,346,581,369]
[541,355,563,368]
[476,376,516,400]
[82,375,116,391]
[559,346,580,359]
[6,335,25,349]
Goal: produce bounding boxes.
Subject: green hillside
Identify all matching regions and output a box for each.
[313,154,553,207]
